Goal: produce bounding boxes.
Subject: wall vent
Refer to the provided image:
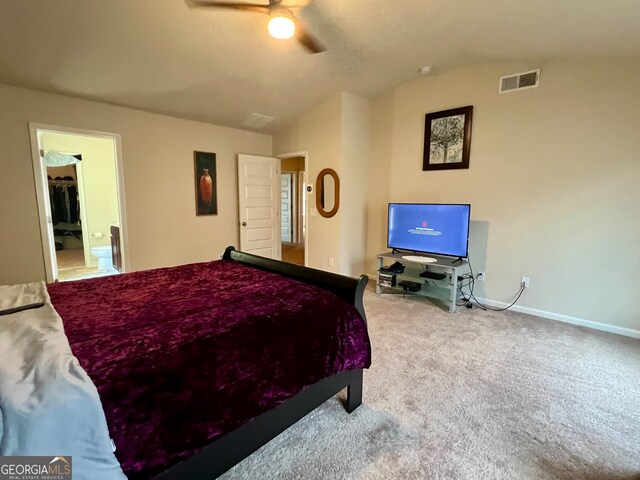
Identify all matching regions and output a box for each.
[498,68,541,94]
[241,113,275,129]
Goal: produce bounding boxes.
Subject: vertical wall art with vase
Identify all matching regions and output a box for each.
[194,151,217,215]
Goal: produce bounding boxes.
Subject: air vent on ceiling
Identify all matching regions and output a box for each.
[241,113,276,129]
[498,68,541,94]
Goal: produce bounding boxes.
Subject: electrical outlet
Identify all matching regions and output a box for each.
[328,257,335,267]
[477,271,485,281]
[521,276,530,288]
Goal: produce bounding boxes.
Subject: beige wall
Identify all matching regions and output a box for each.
[274,93,343,273]
[274,92,371,277]
[42,132,119,257]
[0,83,272,284]
[340,94,371,276]
[280,156,304,173]
[365,90,395,273]
[368,59,640,331]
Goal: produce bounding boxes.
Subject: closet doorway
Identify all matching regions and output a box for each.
[278,153,307,267]
[29,124,128,282]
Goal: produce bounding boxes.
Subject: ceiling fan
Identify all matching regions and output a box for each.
[187,0,325,54]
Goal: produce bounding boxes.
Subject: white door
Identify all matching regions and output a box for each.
[237,154,281,259]
[281,173,292,243]
[33,132,59,282]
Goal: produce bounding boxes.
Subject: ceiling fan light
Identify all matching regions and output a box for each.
[268,14,296,39]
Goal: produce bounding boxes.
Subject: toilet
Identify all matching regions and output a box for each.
[90,245,114,271]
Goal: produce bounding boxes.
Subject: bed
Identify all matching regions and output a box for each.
[42,246,371,479]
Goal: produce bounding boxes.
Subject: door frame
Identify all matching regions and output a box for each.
[72,159,92,267]
[281,171,296,243]
[297,171,305,244]
[276,151,308,267]
[29,123,130,282]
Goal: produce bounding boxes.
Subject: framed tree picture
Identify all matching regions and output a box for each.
[423,106,473,171]
[194,151,217,215]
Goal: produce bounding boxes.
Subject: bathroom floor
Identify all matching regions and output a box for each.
[57,265,105,282]
[56,248,118,282]
[56,248,85,269]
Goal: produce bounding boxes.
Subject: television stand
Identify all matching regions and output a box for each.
[376,252,469,313]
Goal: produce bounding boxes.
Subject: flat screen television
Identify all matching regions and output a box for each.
[387,203,471,258]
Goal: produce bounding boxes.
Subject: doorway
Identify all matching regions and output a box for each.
[30,124,127,282]
[279,155,306,266]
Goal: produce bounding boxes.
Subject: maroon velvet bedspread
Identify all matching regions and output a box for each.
[47,260,371,479]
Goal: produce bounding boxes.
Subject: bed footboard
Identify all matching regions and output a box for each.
[157,369,364,480]
[223,246,368,322]
[345,368,363,413]
[156,248,369,479]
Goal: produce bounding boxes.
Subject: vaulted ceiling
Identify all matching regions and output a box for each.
[1,0,639,132]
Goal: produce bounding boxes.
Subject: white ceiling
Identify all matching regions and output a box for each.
[1,0,639,132]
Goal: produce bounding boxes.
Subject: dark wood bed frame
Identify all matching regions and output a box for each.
[155,246,369,480]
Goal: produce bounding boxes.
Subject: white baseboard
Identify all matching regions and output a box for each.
[475,297,640,340]
[368,269,640,340]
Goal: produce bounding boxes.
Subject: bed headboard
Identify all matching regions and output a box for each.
[222,246,368,323]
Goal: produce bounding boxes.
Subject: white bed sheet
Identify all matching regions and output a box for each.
[0,282,125,480]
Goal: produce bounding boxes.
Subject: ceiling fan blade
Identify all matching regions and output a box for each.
[296,24,325,54]
[186,0,269,14]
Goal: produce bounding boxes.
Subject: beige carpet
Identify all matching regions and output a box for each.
[222,290,640,479]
